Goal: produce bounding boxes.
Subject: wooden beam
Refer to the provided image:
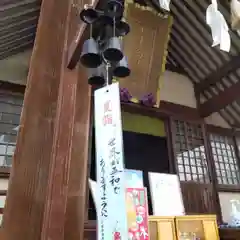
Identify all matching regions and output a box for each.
[64,65,91,240]
[64,1,97,239]
[165,63,186,75]
[0,190,7,196]
[0,81,25,94]
[199,80,240,118]
[206,124,240,137]
[67,24,87,69]
[1,0,90,240]
[122,101,201,122]
[0,167,10,179]
[195,55,240,94]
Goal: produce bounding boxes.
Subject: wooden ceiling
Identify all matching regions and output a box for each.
[159,0,240,129]
[0,0,41,60]
[1,0,240,128]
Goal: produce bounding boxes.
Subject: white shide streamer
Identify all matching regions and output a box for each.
[158,0,171,11]
[231,0,240,36]
[206,0,231,52]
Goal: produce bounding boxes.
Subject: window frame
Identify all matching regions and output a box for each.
[173,119,210,183]
[0,89,24,177]
[206,125,240,192]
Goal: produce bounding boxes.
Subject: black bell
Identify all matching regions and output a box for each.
[103,37,123,62]
[113,56,130,78]
[88,65,105,86]
[80,38,102,68]
[80,8,99,24]
[105,0,123,18]
[116,20,130,37]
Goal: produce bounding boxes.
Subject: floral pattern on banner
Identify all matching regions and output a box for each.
[126,188,149,240]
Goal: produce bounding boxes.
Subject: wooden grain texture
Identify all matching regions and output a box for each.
[41,0,89,238]
[63,0,92,238]
[181,182,216,215]
[121,4,170,101]
[64,65,91,240]
[1,0,90,239]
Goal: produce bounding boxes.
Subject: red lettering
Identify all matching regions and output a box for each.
[103,114,112,126]
[104,100,112,113]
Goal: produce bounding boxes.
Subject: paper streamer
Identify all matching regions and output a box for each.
[231,0,240,30]
[206,0,231,52]
[158,0,171,11]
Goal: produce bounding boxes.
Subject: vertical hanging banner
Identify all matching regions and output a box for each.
[94,82,128,240]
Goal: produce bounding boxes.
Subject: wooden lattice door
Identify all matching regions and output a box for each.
[169,118,217,215]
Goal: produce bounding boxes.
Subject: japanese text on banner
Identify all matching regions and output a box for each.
[94,83,128,240]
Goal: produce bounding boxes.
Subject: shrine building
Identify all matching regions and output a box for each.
[0,0,240,239]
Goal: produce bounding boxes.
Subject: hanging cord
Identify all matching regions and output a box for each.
[113,17,116,37]
[90,24,93,38]
[106,63,110,87]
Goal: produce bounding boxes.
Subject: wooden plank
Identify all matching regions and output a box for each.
[180,182,216,214]
[199,80,240,118]
[40,67,78,237]
[41,0,90,238]
[195,55,240,94]
[64,1,92,239]
[1,0,89,239]
[64,65,91,240]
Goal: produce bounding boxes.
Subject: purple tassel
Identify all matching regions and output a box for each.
[120,88,132,103]
[140,93,156,107]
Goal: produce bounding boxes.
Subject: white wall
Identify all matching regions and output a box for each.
[160,71,197,108]
[160,71,231,128]
[0,179,9,191]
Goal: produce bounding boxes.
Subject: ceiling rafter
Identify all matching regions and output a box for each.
[0,26,36,42]
[0,42,33,60]
[0,17,38,35]
[195,55,240,94]
[199,79,240,119]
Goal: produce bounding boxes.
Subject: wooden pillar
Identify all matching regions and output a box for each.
[64,65,91,240]
[2,0,90,239]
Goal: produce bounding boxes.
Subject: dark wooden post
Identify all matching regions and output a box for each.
[2,0,92,239]
[64,65,92,240]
